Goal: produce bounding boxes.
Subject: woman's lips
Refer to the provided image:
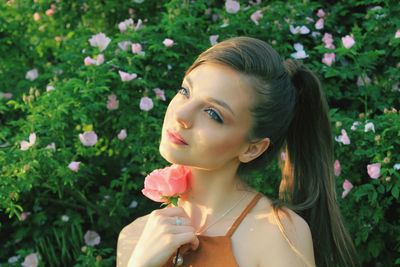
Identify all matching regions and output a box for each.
[166,130,188,145]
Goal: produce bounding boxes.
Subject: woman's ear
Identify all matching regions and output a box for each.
[238,137,270,163]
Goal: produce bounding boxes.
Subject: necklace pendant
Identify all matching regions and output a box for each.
[172,253,184,266]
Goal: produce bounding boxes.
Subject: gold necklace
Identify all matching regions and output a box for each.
[172,191,251,266]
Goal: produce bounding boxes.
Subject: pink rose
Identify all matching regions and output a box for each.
[209,35,219,45]
[342,35,355,49]
[68,161,81,172]
[107,94,119,110]
[20,133,36,151]
[84,230,101,247]
[315,18,324,30]
[118,70,137,82]
[140,96,154,111]
[395,30,400,39]
[367,163,381,179]
[117,129,127,140]
[322,32,335,49]
[153,88,166,101]
[45,8,54,16]
[20,211,31,221]
[163,38,174,47]
[317,9,326,18]
[26,69,39,81]
[334,160,341,176]
[250,10,263,25]
[79,131,98,146]
[33,12,41,21]
[22,253,39,267]
[88,33,111,52]
[142,164,191,205]
[342,179,353,198]
[322,53,335,66]
[131,43,143,54]
[225,0,240,14]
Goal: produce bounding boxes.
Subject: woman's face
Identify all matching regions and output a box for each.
[159,62,255,170]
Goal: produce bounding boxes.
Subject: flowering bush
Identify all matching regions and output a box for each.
[0,0,399,266]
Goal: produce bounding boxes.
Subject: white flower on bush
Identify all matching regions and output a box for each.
[46,85,55,92]
[315,18,324,30]
[289,25,310,35]
[22,253,39,267]
[20,133,36,151]
[118,18,134,32]
[118,41,132,51]
[26,69,39,81]
[394,163,400,170]
[118,70,137,82]
[8,255,21,264]
[61,215,69,222]
[68,161,81,172]
[46,142,56,150]
[225,0,240,14]
[364,122,375,133]
[350,121,361,131]
[290,43,308,59]
[163,38,174,47]
[84,230,101,247]
[88,33,111,52]
[341,35,355,49]
[140,96,154,111]
[79,131,98,146]
[118,129,127,141]
[357,75,371,87]
[209,35,219,45]
[395,30,400,39]
[129,200,138,208]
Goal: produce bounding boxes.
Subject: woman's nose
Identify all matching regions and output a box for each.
[174,103,193,129]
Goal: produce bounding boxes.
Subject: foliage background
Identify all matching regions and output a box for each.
[0,0,399,266]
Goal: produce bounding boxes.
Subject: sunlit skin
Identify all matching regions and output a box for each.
[159,62,270,232]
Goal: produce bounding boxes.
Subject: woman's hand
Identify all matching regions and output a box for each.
[128,206,199,267]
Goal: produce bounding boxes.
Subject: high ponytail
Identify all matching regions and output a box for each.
[184,36,359,267]
[276,59,360,267]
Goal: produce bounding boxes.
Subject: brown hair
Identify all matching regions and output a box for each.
[184,36,359,267]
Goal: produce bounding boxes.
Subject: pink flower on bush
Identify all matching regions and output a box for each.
[84,230,101,246]
[45,8,54,16]
[26,69,39,81]
[20,133,36,151]
[20,211,31,221]
[131,43,143,54]
[209,35,219,45]
[315,18,324,30]
[317,9,326,18]
[79,131,98,146]
[342,179,353,198]
[335,129,350,145]
[290,25,310,35]
[250,10,263,25]
[68,161,81,172]
[225,0,240,14]
[291,43,308,59]
[118,18,133,32]
[367,163,381,179]
[118,70,137,82]
[107,94,119,110]
[334,160,341,176]
[117,129,127,141]
[140,96,154,111]
[153,88,166,101]
[84,54,104,66]
[46,142,56,150]
[163,38,174,47]
[341,35,355,49]
[33,12,40,21]
[118,41,132,51]
[1,92,13,100]
[142,164,191,205]
[88,33,111,52]
[322,53,335,66]
[395,30,400,39]
[22,253,39,267]
[322,33,335,49]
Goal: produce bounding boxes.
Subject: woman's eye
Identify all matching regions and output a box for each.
[205,108,224,124]
[178,87,189,97]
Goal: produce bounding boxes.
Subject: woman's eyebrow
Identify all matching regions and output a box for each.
[183,76,235,116]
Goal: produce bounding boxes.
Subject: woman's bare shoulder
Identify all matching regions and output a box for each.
[117,214,150,267]
[251,195,316,267]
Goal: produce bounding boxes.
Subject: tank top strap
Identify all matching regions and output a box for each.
[225,192,263,238]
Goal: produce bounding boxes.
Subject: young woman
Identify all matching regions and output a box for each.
[117,36,359,267]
